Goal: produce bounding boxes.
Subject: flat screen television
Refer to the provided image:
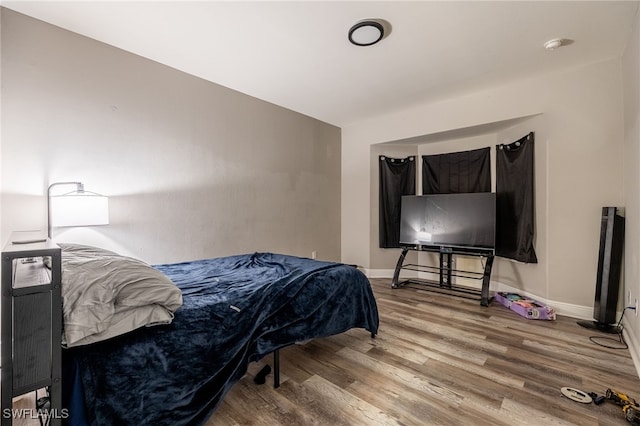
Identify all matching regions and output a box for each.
[399,192,496,251]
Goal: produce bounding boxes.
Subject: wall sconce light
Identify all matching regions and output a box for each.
[48,181,109,238]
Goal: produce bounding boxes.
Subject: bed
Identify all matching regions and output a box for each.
[59,244,379,425]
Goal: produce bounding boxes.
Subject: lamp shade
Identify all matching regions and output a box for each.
[50,193,109,227]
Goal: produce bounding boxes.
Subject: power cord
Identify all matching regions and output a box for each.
[589,306,634,350]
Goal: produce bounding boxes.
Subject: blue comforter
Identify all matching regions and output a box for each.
[63,253,379,425]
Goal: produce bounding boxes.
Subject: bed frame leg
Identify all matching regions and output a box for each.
[273,349,280,389]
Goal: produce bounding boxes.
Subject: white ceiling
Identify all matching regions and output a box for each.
[3,1,639,127]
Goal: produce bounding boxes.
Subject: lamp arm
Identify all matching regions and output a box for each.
[47,181,83,238]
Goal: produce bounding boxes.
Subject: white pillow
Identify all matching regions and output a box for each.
[60,243,183,347]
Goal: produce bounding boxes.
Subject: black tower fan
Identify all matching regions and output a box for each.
[578,207,625,333]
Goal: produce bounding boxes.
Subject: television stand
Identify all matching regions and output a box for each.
[391,246,495,306]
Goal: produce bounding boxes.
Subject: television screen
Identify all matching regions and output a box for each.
[399,193,496,250]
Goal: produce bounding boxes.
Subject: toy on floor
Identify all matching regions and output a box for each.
[494,292,556,320]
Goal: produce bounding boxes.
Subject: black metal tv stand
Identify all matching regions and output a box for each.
[391,245,495,306]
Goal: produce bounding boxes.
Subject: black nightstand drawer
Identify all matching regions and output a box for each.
[13,292,53,390]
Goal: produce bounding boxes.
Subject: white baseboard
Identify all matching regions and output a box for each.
[365,268,423,279]
[491,281,594,320]
[364,269,396,278]
[623,318,640,379]
[364,270,593,320]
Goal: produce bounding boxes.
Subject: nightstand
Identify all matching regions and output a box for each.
[1,232,62,425]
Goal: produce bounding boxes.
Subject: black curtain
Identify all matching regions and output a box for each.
[495,132,538,263]
[379,156,416,248]
[422,147,491,194]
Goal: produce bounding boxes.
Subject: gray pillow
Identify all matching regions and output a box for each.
[60,243,183,347]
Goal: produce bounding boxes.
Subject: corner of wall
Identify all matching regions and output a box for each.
[621,0,640,379]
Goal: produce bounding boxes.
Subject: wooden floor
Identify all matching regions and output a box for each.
[208,278,640,426]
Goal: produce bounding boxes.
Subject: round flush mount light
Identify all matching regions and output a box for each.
[348,19,386,47]
[544,38,574,50]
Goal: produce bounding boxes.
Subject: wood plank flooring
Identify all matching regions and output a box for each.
[208,278,640,425]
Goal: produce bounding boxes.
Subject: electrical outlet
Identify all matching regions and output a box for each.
[311,251,317,260]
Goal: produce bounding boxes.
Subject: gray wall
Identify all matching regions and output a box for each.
[343,57,624,317]
[0,9,341,264]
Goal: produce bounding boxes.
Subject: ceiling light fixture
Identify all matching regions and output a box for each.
[544,38,573,50]
[348,19,385,47]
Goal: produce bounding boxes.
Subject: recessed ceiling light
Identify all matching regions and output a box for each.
[348,19,385,47]
[544,38,573,50]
